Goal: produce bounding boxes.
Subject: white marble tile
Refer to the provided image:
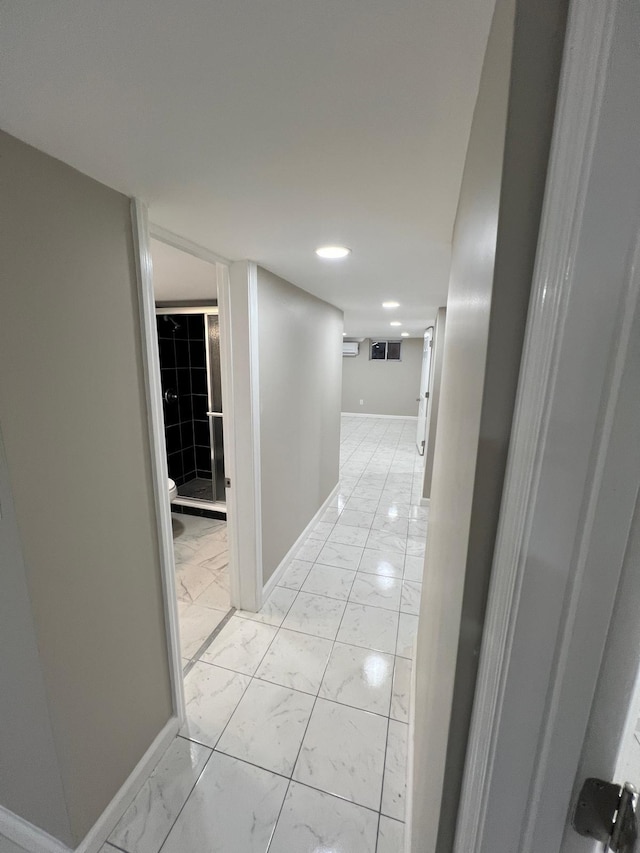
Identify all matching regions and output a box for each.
[301,564,356,600]
[160,752,287,853]
[175,561,217,604]
[295,539,325,562]
[178,602,227,659]
[370,514,410,536]
[358,548,404,578]
[337,509,375,529]
[181,662,249,747]
[282,592,346,640]
[382,719,408,821]
[337,603,399,655]
[377,815,405,853]
[391,657,412,723]
[408,518,428,537]
[108,737,210,853]
[328,524,370,548]
[321,507,344,524]
[193,570,230,611]
[237,585,297,627]
[408,505,429,521]
[217,679,314,775]
[366,529,407,554]
[396,613,419,659]
[403,555,424,582]
[200,550,230,575]
[293,699,387,809]
[405,535,426,557]
[201,616,277,675]
[317,541,364,571]
[308,521,335,540]
[328,492,350,509]
[345,496,381,513]
[193,535,229,568]
[319,642,393,716]
[255,628,333,694]
[277,559,313,590]
[268,781,379,853]
[349,574,402,611]
[351,485,385,501]
[401,580,422,615]
[376,501,412,519]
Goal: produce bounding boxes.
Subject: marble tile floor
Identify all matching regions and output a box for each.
[103,416,426,853]
[171,512,232,668]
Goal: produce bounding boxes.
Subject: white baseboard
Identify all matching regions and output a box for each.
[341,412,418,421]
[263,482,340,600]
[404,639,419,853]
[0,808,70,853]
[420,497,430,507]
[0,717,179,853]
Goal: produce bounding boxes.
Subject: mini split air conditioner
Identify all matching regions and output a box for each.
[342,341,359,357]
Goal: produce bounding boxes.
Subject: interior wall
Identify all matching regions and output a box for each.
[0,130,173,844]
[0,431,72,844]
[341,337,423,417]
[422,307,446,500]
[257,266,343,582]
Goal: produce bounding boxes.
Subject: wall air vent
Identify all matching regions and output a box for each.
[342,341,359,357]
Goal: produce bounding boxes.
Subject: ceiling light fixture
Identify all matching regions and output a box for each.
[382,301,400,309]
[390,321,402,327]
[315,245,351,259]
[401,332,409,337]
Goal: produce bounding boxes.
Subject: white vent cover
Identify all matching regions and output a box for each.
[342,341,359,357]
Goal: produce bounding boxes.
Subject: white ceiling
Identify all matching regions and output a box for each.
[151,239,218,303]
[0,0,495,337]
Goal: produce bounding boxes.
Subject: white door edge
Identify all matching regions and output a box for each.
[454,1,620,850]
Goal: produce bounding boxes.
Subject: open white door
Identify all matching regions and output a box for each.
[455,2,640,851]
[415,328,433,454]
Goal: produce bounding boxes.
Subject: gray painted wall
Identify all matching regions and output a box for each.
[257,267,343,582]
[341,337,423,417]
[0,431,72,844]
[0,131,173,844]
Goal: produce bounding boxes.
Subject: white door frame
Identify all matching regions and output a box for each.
[454,1,639,850]
[130,202,262,722]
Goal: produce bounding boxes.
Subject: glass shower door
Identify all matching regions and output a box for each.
[206,314,226,503]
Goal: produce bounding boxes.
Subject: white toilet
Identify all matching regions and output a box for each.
[168,478,178,502]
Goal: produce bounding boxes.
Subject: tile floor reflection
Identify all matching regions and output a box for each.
[105,415,426,853]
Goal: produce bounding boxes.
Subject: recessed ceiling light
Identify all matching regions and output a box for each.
[401,332,410,337]
[315,245,351,259]
[382,301,400,309]
[390,321,402,327]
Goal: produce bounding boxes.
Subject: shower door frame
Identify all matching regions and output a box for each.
[154,305,225,512]
[131,200,263,725]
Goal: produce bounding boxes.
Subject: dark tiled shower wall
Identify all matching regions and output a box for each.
[157,313,211,486]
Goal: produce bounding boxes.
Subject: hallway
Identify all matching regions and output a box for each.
[104,415,426,853]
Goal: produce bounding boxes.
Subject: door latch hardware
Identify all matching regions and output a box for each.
[573,778,638,852]
[225,478,231,489]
